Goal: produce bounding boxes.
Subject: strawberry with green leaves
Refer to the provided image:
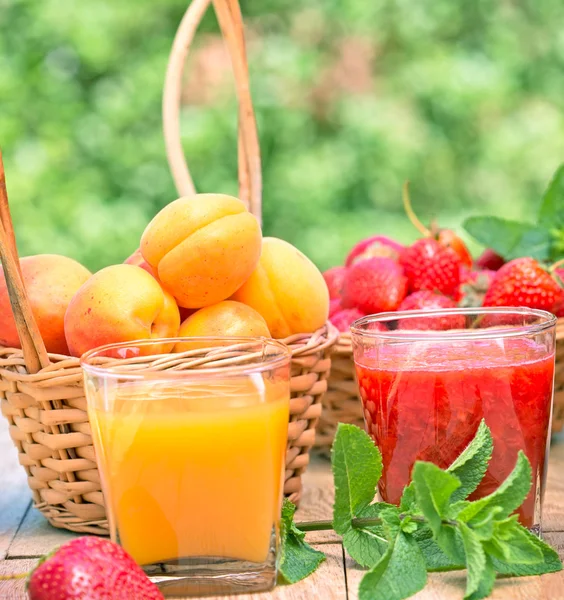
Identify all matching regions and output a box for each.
[27,536,164,600]
[483,257,564,313]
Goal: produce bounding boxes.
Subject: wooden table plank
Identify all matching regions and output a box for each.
[542,438,564,532]
[0,559,38,600]
[7,507,78,559]
[0,546,346,600]
[0,418,32,560]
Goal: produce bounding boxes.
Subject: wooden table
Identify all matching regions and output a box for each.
[2,416,564,600]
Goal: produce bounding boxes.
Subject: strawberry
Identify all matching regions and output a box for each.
[28,536,164,600]
[399,238,461,298]
[341,257,408,313]
[437,229,473,269]
[397,291,465,330]
[475,248,505,271]
[323,266,348,299]
[483,257,564,312]
[403,181,472,268]
[345,236,404,267]
[329,298,342,317]
[330,307,364,332]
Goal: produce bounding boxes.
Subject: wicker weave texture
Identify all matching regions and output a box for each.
[315,320,564,454]
[0,324,337,534]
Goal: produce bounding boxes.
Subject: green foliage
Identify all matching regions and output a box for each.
[278,499,325,584]
[279,422,562,599]
[2,0,564,271]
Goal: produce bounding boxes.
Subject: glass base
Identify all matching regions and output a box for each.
[143,530,277,598]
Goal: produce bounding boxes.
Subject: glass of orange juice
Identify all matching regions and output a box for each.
[81,337,291,598]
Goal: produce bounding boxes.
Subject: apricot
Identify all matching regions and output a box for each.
[0,254,91,355]
[232,237,329,338]
[124,248,156,278]
[178,300,270,340]
[64,264,180,357]
[140,194,262,308]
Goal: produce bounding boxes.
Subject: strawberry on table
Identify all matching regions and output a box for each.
[28,536,164,600]
[322,266,348,299]
[397,290,465,330]
[483,257,564,313]
[341,257,408,314]
[399,238,461,298]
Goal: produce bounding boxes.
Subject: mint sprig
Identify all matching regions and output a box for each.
[278,499,325,584]
[463,162,564,262]
[278,420,562,600]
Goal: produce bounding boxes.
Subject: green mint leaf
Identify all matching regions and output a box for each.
[331,423,382,535]
[538,163,564,233]
[458,522,487,599]
[413,526,465,572]
[490,527,563,576]
[447,420,493,502]
[358,531,427,600]
[463,506,503,541]
[412,461,461,536]
[399,482,417,512]
[278,500,325,584]
[343,504,393,568]
[484,515,543,565]
[457,452,531,525]
[400,517,418,534]
[465,557,496,600]
[463,216,551,261]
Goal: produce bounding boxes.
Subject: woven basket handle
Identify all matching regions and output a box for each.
[0,152,49,372]
[163,0,262,221]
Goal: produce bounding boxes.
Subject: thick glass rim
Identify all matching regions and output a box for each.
[350,307,557,342]
[80,336,292,380]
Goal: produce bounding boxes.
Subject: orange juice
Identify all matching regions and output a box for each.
[88,377,289,567]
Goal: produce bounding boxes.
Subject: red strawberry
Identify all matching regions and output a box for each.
[323,266,348,299]
[403,182,472,268]
[28,536,164,600]
[399,238,461,298]
[329,298,342,317]
[397,291,465,330]
[483,257,564,312]
[437,229,473,269]
[475,248,505,271]
[345,236,404,267]
[330,307,364,332]
[341,257,408,313]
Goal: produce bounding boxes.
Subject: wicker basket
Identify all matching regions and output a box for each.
[315,319,564,454]
[0,0,338,534]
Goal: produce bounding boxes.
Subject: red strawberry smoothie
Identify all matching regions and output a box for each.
[355,337,554,528]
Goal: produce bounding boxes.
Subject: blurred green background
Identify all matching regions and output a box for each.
[1,0,564,272]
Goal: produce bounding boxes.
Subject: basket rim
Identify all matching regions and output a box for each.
[0,322,340,383]
[81,337,292,380]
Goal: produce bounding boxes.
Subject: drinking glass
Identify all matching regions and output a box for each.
[82,337,291,597]
[351,307,556,533]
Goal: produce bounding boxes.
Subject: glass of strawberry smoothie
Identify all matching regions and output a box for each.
[351,308,556,533]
